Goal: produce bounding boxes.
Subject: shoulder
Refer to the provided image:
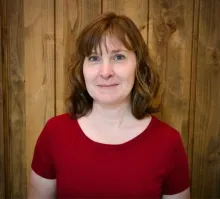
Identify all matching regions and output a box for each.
[149,116,189,175]
[150,115,185,149]
[47,112,73,123]
[151,115,182,137]
[45,113,75,129]
[41,113,77,139]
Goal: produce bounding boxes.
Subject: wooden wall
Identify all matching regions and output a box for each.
[0,0,5,198]
[0,0,220,198]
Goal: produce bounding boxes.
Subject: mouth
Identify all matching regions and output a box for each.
[97,84,119,88]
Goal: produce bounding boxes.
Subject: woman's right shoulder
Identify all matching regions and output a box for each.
[46,112,74,125]
[42,113,77,136]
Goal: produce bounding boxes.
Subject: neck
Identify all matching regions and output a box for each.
[88,101,133,128]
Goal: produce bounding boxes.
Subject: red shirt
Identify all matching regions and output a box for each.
[31,113,190,198]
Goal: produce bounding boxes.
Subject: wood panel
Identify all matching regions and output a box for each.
[188,0,199,191]
[55,0,102,115]
[192,0,220,197]
[24,0,55,190]
[148,0,194,150]
[0,0,5,197]
[3,0,26,198]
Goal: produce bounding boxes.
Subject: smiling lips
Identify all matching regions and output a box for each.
[98,84,118,88]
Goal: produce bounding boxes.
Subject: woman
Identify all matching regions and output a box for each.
[28,12,190,199]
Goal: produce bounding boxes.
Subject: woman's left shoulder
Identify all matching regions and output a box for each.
[150,115,184,145]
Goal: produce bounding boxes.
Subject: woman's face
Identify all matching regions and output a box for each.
[83,36,137,106]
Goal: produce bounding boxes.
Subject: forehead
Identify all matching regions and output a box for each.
[92,35,130,54]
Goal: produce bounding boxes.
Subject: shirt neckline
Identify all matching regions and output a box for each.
[74,115,157,149]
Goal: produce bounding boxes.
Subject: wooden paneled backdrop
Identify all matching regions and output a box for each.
[0,0,220,198]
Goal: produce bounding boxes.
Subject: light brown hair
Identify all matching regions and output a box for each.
[67,12,160,119]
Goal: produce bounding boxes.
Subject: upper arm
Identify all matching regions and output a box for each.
[29,119,57,198]
[162,188,190,199]
[28,169,56,199]
[162,131,190,196]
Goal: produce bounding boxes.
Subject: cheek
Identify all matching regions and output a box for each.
[121,67,136,83]
[83,68,97,83]
[125,69,136,90]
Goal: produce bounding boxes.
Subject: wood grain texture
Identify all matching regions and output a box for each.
[192,0,220,197]
[148,0,194,149]
[55,0,102,115]
[4,0,26,198]
[0,0,5,197]
[102,0,149,43]
[24,0,55,189]
[187,0,199,186]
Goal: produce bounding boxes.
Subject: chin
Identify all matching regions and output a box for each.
[95,98,120,105]
[93,95,129,106]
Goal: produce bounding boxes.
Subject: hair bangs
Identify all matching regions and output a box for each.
[79,21,134,57]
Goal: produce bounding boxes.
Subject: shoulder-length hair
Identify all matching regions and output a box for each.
[66,12,160,120]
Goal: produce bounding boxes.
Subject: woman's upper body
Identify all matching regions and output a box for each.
[29,113,190,199]
[28,12,190,199]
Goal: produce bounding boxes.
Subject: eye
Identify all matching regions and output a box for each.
[88,55,100,62]
[113,54,126,61]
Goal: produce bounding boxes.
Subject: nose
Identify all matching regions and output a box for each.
[99,61,114,79]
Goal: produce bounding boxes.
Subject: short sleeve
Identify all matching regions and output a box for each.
[31,120,56,179]
[162,132,190,195]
